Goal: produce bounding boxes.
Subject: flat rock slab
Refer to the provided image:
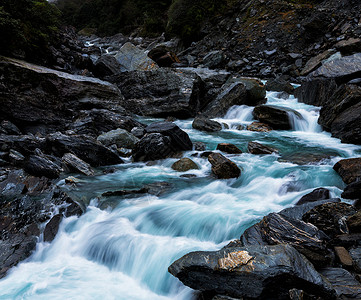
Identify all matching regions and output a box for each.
[169,244,335,299]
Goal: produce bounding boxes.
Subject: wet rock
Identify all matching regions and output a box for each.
[43,214,62,243]
[193,142,206,151]
[0,135,46,156]
[253,105,294,130]
[334,246,353,267]
[131,127,146,139]
[279,152,331,165]
[319,268,361,299]
[342,181,361,200]
[247,141,278,155]
[146,122,192,151]
[110,69,205,118]
[93,55,122,78]
[332,233,361,249]
[8,149,25,166]
[0,121,21,135]
[143,181,173,196]
[97,128,139,149]
[347,211,361,233]
[303,202,357,237]
[246,122,272,132]
[172,158,199,172]
[132,133,173,162]
[192,117,222,132]
[24,155,61,179]
[102,188,148,197]
[296,188,331,205]
[169,244,335,300]
[334,157,361,184]
[201,82,247,118]
[233,77,266,106]
[148,46,180,67]
[216,143,242,154]
[208,153,240,179]
[240,212,331,267]
[47,132,123,167]
[62,153,94,176]
[265,77,294,94]
[114,42,158,72]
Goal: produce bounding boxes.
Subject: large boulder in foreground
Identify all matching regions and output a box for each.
[253,105,296,130]
[208,153,240,179]
[333,157,361,184]
[168,244,335,299]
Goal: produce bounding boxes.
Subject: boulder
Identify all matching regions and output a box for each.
[43,214,62,242]
[0,120,21,135]
[335,38,361,56]
[265,77,294,94]
[296,188,331,205]
[240,212,331,266]
[300,49,336,76]
[110,69,205,118]
[148,45,180,67]
[202,50,225,69]
[208,153,240,179]
[24,155,61,179]
[114,42,158,72]
[253,105,296,130]
[145,122,192,151]
[333,246,353,267]
[342,181,361,199]
[347,211,361,233]
[132,133,173,162]
[333,157,361,184]
[233,77,267,105]
[216,143,242,154]
[171,158,199,172]
[97,128,139,149]
[247,141,278,155]
[192,117,222,132]
[319,268,361,299]
[93,55,122,78]
[0,135,46,156]
[168,244,335,299]
[246,122,273,132]
[47,132,123,167]
[0,57,123,134]
[62,153,94,176]
[303,202,357,237]
[131,127,146,139]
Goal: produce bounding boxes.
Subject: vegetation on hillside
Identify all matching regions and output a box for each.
[0,0,61,61]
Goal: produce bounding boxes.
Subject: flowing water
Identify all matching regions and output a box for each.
[1,91,361,299]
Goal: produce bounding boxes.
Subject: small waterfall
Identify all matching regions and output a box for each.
[287,109,322,132]
[218,105,254,129]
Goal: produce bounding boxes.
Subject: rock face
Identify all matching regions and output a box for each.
[168,244,335,300]
[132,133,172,162]
[216,143,242,154]
[247,142,278,155]
[333,158,361,184]
[110,69,205,118]
[192,117,222,132]
[266,77,294,94]
[253,105,294,130]
[171,158,199,172]
[208,153,240,179]
[342,181,361,200]
[296,188,330,205]
[24,155,61,179]
[97,128,139,149]
[62,153,95,176]
[114,42,158,72]
[0,57,125,135]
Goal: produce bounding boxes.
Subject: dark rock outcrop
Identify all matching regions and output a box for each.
[192,117,222,132]
[342,181,361,200]
[171,158,199,172]
[296,188,331,205]
[208,153,240,179]
[216,143,242,154]
[62,153,95,176]
[266,77,294,94]
[253,105,295,130]
[132,133,173,162]
[333,158,361,184]
[24,155,61,179]
[247,142,278,155]
[169,244,335,300]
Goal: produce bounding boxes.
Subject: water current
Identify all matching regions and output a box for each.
[1,91,361,299]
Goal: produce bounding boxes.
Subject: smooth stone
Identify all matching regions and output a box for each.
[192,117,222,132]
[171,158,199,172]
[334,157,361,184]
[296,188,331,205]
[208,153,240,179]
[334,246,353,267]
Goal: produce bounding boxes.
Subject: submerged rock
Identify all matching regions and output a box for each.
[192,117,222,132]
[168,244,335,299]
[172,158,199,172]
[208,153,240,179]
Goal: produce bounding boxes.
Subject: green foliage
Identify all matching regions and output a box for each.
[0,0,60,60]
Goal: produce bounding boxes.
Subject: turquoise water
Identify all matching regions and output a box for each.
[0,91,360,300]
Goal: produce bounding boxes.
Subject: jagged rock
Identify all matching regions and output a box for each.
[208,153,240,179]
[201,82,247,118]
[335,38,361,56]
[172,158,199,172]
[253,105,296,130]
[132,133,173,162]
[47,132,123,167]
[148,45,180,67]
[334,157,361,184]
[301,49,336,76]
[342,181,361,199]
[62,153,94,176]
[110,69,205,118]
[0,120,21,135]
[296,188,331,205]
[349,247,361,272]
[347,211,361,233]
[303,202,357,237]
[240,212,331,267]
[97,128,139,149]
[193,142,206,151]
[202,50,225,69]
[24,155,61,179]
[131,127,146,138]
[0,135,46,155]
[216,143,242,154]
[0,57,123,134]
[43,214,62,242]
[114,42,158,72]
[93,55,122,78]
[145,122,192,151]
[192,117,222,132]
[265,77,294,94]
[246,122,272,132]
[168,244,335,300]
[247,141,278,155]
[319,268,361,299]
[8,149,25,166]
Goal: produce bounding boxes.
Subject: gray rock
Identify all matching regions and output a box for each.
[62,153,95,176]
[301,49,336,76]
[169,244,335,299]
[192,117,222,132]
[43,214,62,242]
[203,50,225,69]
[349,247,361,272]
[97,128,139,149]
[131,127,146,138]
[132,133,173,162]
[266,77,294,94]
[93,55,122,78]
[24,155,61,179]
[247,141,278,155]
